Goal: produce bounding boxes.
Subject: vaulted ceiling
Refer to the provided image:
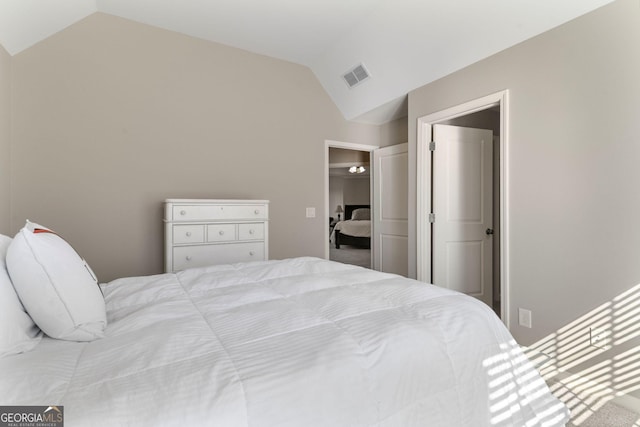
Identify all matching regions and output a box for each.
[0,0,616,124]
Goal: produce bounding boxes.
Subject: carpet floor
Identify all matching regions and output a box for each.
[329,245,371,269]
[548,378,640,426]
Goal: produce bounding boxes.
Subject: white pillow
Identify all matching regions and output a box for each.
[351,208,370,221]
[0,234,42,357]
[6,221,106,341]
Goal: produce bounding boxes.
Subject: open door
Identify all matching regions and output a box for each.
[432,125,493,306]
[373,143,408,276]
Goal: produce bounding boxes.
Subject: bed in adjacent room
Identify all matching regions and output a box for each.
[332,204,371,249]
[0,223,569,427]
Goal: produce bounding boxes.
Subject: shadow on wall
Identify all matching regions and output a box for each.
[524,284,640,425]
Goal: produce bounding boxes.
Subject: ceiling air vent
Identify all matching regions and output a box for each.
[342,63,371,89]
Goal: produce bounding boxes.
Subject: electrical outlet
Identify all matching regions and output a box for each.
[518,308,532,328]
[589,327,609,350]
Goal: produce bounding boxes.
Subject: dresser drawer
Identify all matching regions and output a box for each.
[164,199,269,273]
[206,224,236,242]
[238,223,264,240]
[172,224,205,244]
[172,204,267,221]
[172,242,265,271]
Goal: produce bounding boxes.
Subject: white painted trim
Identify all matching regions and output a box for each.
[325,140,380,152]
[324,140,379,261]
[551,370,640,415]
[416,90,510,328]
[416,119,432,283]
[613,392,640,414]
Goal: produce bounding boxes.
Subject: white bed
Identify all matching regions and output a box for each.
[333,219,372,238]
[331,206,372,249]
[1,257,569,426]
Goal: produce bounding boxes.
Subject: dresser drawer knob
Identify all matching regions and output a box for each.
[219,230,225,235]
[254,209,259,215]
[180,210,186,216]
[186,231,192,237]
[249,229,254,235]
[249,251,255,256]
[186,255,192,261]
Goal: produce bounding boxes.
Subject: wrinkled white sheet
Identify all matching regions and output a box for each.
[0,257,569,426]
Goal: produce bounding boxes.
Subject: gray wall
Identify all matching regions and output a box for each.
[0,45,10,235]
[379,116,408,147]
[343,177,370,207]
[328,176,371,220]
[408,0,640,397]
[9,13,383,281]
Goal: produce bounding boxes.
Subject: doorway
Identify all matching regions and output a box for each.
[324,141,378,268]
[416,91,509,325]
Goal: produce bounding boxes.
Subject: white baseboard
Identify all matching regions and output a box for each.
[551,370,640,414]
[611,392,640,414]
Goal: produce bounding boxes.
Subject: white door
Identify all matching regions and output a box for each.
[432,125,493,306]
[373,143,408,276]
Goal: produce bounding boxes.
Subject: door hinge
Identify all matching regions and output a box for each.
[429,141,436,151]
[428,213,435,223]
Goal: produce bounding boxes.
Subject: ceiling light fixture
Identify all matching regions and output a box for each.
[349,166,366,174]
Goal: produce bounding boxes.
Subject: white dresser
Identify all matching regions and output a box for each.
[164,199,269,273]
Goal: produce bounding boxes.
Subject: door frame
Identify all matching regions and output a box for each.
[416,90,510,326]
[324,140,379,261]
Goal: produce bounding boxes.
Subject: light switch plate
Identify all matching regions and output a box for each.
[306,207,316,218]
[519,308,532,328]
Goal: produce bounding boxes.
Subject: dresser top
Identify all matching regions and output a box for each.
[165,199,269,204]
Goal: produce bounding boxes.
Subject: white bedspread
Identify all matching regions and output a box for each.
[334,219,371,237]
[0,258,569,426]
